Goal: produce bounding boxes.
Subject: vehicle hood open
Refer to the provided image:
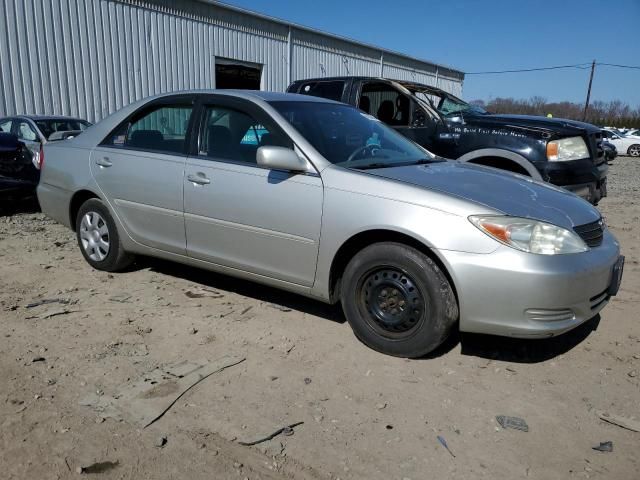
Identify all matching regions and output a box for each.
[366,161,601,229]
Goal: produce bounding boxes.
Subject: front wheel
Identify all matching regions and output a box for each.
[76,198,133,272]
[340,242,458,358]
[628,144,640,157]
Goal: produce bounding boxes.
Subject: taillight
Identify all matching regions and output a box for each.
[33,143,44,170]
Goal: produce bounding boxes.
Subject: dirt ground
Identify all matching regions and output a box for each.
[1,157,639,480]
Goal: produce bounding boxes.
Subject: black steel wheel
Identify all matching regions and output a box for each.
[358,267,425,338]
[341,242,458,358]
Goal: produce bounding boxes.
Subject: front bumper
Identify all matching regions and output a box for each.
[442,230,622,338]
[543,159,608,204]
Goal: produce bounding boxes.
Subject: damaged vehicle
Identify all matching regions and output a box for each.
[0,132,40,196]
[0,115,91,154]
[288,77,609,204]
[0,115,91,196]
[38,91,623,357]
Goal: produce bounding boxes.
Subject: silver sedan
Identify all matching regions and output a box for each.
[37,91,624,357]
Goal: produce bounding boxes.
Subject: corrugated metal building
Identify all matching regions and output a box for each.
[0,0,465,123]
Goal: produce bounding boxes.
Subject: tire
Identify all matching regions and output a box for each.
[340,242,458,358]
[75,198,133,272]
[627,144,640,157]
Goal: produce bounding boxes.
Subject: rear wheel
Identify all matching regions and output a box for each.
[340,242,458,358]
[628,144,640,157]
[76,198,133,272]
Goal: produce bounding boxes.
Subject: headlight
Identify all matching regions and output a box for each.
[469,216,588,255]
[547,136,589,162]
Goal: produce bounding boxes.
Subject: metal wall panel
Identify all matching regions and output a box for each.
[0,0,463,122]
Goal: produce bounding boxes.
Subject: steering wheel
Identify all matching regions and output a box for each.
[346,144,379,162]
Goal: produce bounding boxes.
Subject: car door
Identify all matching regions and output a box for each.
[92,96,196,255]
[356,80,443,154]
[183,95,323,286]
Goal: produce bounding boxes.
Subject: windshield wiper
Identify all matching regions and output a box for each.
[351,162,394,170]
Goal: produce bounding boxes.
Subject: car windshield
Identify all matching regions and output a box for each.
[437,95,487,117]
[35,119,92,139]
[269,101,439,169]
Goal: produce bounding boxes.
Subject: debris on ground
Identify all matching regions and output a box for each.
[266,303,292,312]
[155,435,168,448]
[76,461,120,474]
[79,356,246,428]
[437,435,455,458]
[25,298,71,309]
[598,411,640,433]
[304,377,312,385]
[184,288,224,299]
[237,421,304,446]
[26,308,76,320]
[188,327,198,335]
[31,356,46,363]
[496,415,529,432]
[592,441,613,452]
[108,293,132,303]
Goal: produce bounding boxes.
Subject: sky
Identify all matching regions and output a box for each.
[222,0,640,107]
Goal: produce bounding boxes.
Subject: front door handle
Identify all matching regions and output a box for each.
[96,157,113,168]
[187,173,210,185]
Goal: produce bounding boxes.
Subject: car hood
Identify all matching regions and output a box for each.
[464,113,600,136]
[366,161,601,228]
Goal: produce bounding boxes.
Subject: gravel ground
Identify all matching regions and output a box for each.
[0,157,639,480]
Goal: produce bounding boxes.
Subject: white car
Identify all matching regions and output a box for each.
[602,130,640,157]
[624,129,640,139]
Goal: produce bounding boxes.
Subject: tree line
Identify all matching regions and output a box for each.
[470,97,640,128]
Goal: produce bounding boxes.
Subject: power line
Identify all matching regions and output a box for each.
[597,62,640,70]
[465,62,640,75]
[466,63,590,75]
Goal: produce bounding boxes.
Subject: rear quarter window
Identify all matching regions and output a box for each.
[298,81,346,102]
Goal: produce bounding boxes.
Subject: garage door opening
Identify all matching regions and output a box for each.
[215,60,262,90]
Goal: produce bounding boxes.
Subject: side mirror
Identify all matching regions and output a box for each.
[447,115,464,124]
[257,146,308,172]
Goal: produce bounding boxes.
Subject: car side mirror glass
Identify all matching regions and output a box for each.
[257,146,308,172]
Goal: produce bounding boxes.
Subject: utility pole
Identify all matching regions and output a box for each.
[582,60,596,122]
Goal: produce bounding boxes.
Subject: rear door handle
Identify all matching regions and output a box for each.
[187,173,210,185]
[96,157,113,168]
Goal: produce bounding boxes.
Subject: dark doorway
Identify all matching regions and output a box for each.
[215,62,262,90]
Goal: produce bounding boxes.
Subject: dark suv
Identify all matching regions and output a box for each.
[287,77,608,204]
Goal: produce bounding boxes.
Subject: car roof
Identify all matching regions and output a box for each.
[151,89,344,104]
[1,115,90,122]
[291,76,452,96]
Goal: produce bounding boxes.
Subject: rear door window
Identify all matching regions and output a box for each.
[104,104,193,154]
[298,81,346,102]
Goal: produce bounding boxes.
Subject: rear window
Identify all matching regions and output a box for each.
[297,81,346,102]
[35,119,91,139]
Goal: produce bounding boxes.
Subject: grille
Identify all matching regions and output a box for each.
[574,219,604,247]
